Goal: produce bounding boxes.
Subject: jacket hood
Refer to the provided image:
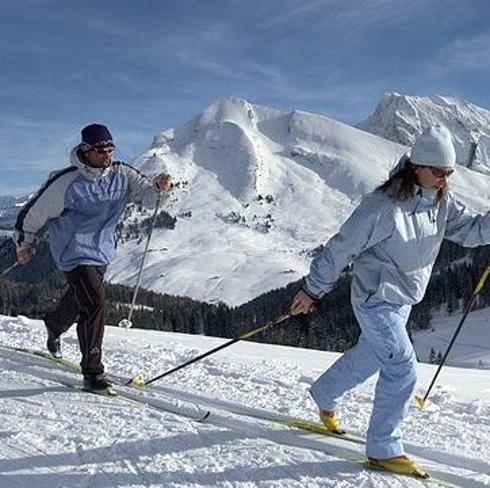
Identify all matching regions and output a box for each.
[70,145,111,181]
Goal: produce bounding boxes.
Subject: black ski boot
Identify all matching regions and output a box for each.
[46,326,62,359]
[83,374,114,393]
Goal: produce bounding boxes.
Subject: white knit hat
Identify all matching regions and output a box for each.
[409,125,456,168]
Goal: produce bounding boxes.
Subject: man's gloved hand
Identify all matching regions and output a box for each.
[291,288,319,315]
[154,173,172,192]
[17,247,32,265]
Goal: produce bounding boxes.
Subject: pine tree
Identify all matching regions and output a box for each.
[429,348,437,364]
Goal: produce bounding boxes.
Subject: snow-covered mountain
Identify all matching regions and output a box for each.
[0,313,489,487]
[2,96,490,306]
[358,92,490,175]
[0,195,28,234]
[108,96,489,305]
[105,97,407,305]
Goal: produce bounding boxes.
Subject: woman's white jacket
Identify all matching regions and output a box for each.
[305,186,490,305]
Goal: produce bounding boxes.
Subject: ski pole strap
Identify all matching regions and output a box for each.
[135,313,292,387]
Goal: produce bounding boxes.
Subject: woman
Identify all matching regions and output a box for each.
[291,125,490,477]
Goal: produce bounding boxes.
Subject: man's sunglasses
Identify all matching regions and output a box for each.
[428,167,454,178]
[93,146,115,155]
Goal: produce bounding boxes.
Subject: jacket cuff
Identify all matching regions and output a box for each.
[13,231,34,249]
[302,282,321,301]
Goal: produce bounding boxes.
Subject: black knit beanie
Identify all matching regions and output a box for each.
[80,124,114,151]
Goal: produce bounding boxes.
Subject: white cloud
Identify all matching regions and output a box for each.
[428,33,490,75]
[258,0,331,28]
[258,0,440,30]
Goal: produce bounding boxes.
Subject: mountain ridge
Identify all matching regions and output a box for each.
[357,91,490,175]
[2,94,489,306]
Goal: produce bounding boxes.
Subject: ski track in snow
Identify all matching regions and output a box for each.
[0,315,489,487]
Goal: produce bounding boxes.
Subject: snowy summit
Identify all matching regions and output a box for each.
[358,92,490,176]
[106,96,490,306]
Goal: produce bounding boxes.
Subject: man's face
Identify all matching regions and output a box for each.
[84,146,114,168]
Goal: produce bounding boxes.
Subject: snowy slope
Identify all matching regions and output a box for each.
[2,96,489,306]
[0,313,489,487]
[108,97,406,306]
[358,92,490,175]
[413,307,490,369]
[107,96,490,306]
[0,195,28,231]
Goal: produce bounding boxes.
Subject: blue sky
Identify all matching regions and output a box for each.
[1,0,490,196]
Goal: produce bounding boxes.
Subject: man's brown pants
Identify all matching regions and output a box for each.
[44,265,107,376]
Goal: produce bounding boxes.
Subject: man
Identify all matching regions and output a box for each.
[291,125,490,477]
[14,123,172,392]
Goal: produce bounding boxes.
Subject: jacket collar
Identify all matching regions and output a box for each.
[70,145,111,181]
[412,185,439,212]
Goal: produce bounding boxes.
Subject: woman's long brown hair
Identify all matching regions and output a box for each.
[377,161,447,203]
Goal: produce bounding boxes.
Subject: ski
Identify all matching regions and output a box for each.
[233,415,457,485]
[277,417,364,444]
[75,384,119,397]
[123,380,367,445]
[118,374,367,442]
[0,344,465,485]
[217,407,456,486]
[247,417,459,486]
[364,461,465,487]
[335,455,456,487]
[107,382,466,486]
[0,344,81,371]
[0,344,210,421]
[71,384,148,409]
[68,382,144,407]
[364,458,430,479]
[13,346,81,372]
[257,416,456,486]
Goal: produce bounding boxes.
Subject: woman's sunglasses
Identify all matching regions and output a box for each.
[428,167,454,178]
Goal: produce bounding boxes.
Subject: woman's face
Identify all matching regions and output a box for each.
[414,165,454,190]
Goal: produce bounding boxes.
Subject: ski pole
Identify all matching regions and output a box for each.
[415,263,490,409]
[126,312,293,387]
[1,238,17,276]
[1,262,18,276]
[118,194,162,330]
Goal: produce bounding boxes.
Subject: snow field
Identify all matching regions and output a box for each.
[0,315,489,487]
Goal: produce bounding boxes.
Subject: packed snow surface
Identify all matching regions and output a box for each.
[0,313,489,487]
[414,307,490,369]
